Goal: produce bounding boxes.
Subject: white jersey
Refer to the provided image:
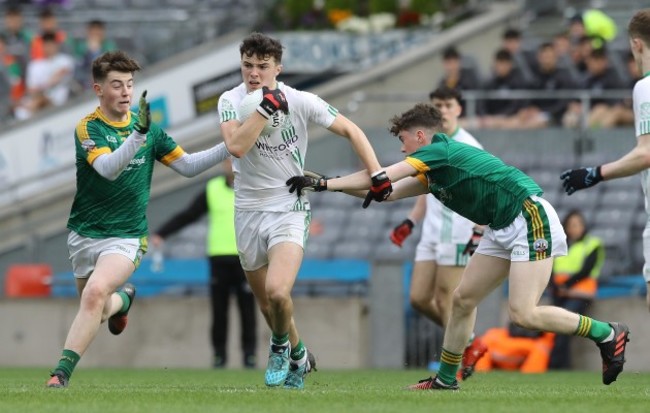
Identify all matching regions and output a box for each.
[421,128,483,243]
[218,82,338,211]
[631,76,650,281]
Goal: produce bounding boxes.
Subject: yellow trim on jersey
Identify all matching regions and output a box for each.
[523,199,547,260]
[405,157,430,173]
[415,173,428,187]
[76,112,99,141]
[87,147,111,164]
[160,146,185,166]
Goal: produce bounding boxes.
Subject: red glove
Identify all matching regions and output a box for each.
[362,170,393,209]
[389,219,414,247]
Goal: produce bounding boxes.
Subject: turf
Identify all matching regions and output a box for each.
[1,368,649,413]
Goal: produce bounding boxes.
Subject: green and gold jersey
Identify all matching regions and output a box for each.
[405,133,542,230]
[67,107,184,238]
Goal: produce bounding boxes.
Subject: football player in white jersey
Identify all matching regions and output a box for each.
[389,87,487,380]
[218,32,392,389]
[561,9,650,310]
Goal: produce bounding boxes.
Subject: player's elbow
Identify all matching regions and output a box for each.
[224,141,244,158]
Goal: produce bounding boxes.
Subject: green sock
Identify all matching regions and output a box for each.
[117,291,130,314]
[437,348,463,385]
[574,315,612,342]
[272,333,289,346]
[54,349,80,379]
[290,339,306,361]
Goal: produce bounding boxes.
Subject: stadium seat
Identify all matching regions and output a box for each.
[4,264,52,298]
[331,241,373,260]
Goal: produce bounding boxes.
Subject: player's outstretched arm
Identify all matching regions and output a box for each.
[168,143,231,177]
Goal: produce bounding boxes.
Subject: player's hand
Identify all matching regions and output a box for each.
[286,171,328,196]
[134,90,150,134]
[389,219,414,247]
[257,86,288,119]
[462,228,484,256]
[560,166,602,195]
[362,170,393,209]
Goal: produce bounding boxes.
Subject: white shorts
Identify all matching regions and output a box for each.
[475,196,567,261]
[415,241,469,266]
[235,210,311,272]
[67,231,147,279]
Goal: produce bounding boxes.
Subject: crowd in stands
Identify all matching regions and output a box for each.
[439,10,639,130]
[0,5,116,121]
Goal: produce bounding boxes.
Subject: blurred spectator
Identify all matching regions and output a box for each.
[549,209,604,370]
[501,27,534,83]
[2,6,32,75]
[436,46,481,116]
[73,20,116,90]
[30,7,69,61]
[0,34,25,116]
[476,48,529,128]
[563,47,627,128]
[524,42,580,127]
[584,51,639,128]
[15,31,74,120]
[568,9,617,48]
[474,322,556,374]
[570,35,594,79]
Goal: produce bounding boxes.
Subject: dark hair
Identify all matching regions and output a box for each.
[562,208,588,238]
[87,19,106,28]
[503,28,521,40]
[429,86,462,102]
[39,7,55,19]
[589,47,608,59]
[537,41,554,52]
[92,51,141,83]
[495,48,512,62]
[6,6,22,16]
[240,32,283,64]
[628,9,650,47]
[442,46,460,60]
[388,103,443,137]
[41,31,57,43]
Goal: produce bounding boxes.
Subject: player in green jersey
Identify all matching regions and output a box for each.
[287,103,630,389]
[47,51,230,388]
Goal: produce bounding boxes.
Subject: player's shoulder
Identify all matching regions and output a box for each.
[633,76,650,94]
[456,128,483,149]
[220,83,247,102]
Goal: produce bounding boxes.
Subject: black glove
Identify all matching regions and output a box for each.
[362,170,393,209]
[462,228,484,256]
[560,166,603,195]
[389,218,414,247]
[257,86,288,119]
[286,170,328,196]
[134,90,150,134]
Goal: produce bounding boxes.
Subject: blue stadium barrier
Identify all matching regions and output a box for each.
[51,258,372,297]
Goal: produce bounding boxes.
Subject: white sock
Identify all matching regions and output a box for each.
[291,352,307,366]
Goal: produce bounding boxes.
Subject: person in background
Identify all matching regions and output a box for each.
[549,209,604,370]
[151,158,258,369]
[73,19,116,90]
[0,33,25,117]
[1,5,32,76]
[15,31,74,120]
[436,46,481,116]
[30,7,69,60]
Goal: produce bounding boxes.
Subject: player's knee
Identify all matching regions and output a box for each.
[80,284,109,310]
[451,290,477,314]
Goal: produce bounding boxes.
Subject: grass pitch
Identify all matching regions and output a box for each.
[1,368,649,413]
